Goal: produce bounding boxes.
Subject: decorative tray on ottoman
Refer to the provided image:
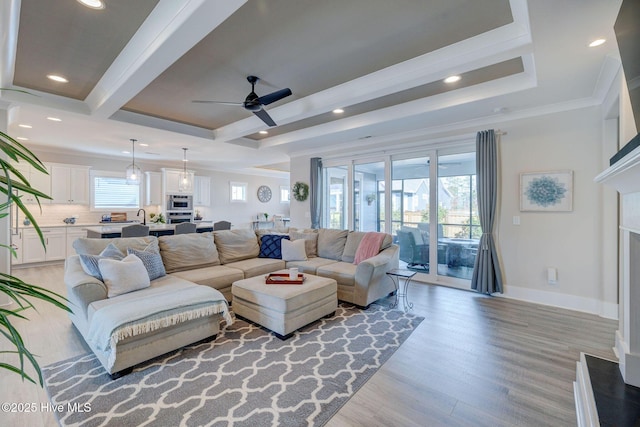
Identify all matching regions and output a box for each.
[265,273,306,285]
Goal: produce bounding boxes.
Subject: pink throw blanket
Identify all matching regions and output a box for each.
[353,232,386,265]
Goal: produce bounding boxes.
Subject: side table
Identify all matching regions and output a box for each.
[386,268,416,310]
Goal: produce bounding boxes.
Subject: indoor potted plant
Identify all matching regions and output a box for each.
[0,89,70,385]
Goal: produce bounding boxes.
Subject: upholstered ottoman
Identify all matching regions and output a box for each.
[232,270,337,339]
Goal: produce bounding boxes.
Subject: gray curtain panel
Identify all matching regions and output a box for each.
[310,157,322,229]
[471,129,503,294]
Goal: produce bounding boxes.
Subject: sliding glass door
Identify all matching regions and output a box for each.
[323,166,348,229]
[392,156,430,272]
[354,161,384,232]
[320,144,478,287]
[437,152,479,280]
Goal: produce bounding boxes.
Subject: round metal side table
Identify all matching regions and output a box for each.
[386,268,416,311]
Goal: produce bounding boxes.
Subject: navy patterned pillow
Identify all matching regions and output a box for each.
[127,248,166,281]
[259,234,290,259]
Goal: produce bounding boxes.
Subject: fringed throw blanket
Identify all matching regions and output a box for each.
[87,284,232,370]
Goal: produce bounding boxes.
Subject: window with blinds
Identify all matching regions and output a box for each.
[91,172,141,210]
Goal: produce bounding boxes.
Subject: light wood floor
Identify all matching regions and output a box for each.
[0,264,617,427]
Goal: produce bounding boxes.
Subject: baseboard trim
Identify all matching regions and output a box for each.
[498,285,618,319]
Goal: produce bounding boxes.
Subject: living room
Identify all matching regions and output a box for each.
[1,0,638,425]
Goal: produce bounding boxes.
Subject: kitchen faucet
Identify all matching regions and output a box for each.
[137,208,146,225]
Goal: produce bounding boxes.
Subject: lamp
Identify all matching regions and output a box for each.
[178,147,191,191]
[125,139,142,185]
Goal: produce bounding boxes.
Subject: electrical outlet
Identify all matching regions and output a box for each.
[513,216,520,225]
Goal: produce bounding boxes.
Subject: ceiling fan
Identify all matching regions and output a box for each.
[192,75,292,127]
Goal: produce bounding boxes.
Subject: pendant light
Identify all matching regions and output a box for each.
[125,138,142,185]
[178,147,191,191]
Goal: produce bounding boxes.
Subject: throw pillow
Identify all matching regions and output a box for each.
[281,238,307,261]
[127,248,166,281]
[290,231,318,258]
[259,234,290,259]
[98,254,151,298]
[78,243,125,281]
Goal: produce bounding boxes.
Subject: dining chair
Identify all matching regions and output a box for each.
[213,221,232,231]
[121,224,150,237]
[175,222,197,235]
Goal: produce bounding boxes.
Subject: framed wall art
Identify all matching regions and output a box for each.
[520,170,573,212]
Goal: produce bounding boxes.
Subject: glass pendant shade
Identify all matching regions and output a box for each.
[178,148,191,191]
[126,139,142,185]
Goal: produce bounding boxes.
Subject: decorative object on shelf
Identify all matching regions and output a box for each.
[178,148,191,192]
[520,170,573,212]
[365,193,376,206]
[292,181,309,202]
[194,209,202,221]
[125,138,142,185]
[149,212,166,224]
[23,218,31,226]
[263,212,269,221]
[257,185,272,202]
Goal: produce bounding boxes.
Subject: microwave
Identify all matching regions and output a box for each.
[167,194,193,211]
[167,211,193,224]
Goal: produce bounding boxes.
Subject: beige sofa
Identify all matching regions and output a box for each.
[64,228,398,376]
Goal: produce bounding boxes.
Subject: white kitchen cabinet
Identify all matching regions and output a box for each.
[22,227,66,263]
[66,228,87,258]
[50,164,90,204]
[10,230,23,265]
[12,162,51,204]
[193,175,211,206]
[145,171,163,205]
[163,168,194,194]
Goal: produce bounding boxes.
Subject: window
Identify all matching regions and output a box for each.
[230,182,247,202]
[280,186,290,203]
[91,170,140,210]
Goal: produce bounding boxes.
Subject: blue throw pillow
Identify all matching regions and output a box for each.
[127,248,166,281]
[78,243,125,281]
[259,234,290,259]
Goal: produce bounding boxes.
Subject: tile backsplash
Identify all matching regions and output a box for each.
[14,204,162,227]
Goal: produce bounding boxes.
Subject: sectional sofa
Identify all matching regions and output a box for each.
[64,228,399,376]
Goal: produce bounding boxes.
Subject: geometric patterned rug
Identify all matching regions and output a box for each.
[43,303,424,427]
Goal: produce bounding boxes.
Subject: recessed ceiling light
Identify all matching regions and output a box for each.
[444,75,461,84]
[139,143,149,147]
[589,39,606,47]
[47,117,62,122]
[77,0,105,9]
[17,137,28,141]
[47,74,68,83]
[122,150,130,154]
[333,108,344,114]
[259,130,268,135]
[18,124,32,128]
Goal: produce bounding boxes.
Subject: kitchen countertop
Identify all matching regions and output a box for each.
[84,223,213,233]
[19,221,213,230]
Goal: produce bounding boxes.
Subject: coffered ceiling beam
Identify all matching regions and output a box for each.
[86,0,246,119]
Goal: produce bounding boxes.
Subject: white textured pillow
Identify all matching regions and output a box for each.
[281,239,307,261]
[98,254,151,298]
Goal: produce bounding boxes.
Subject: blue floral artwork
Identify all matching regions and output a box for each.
[520,171,573,211]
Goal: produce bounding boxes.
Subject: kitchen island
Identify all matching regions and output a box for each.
[85,223,213,238]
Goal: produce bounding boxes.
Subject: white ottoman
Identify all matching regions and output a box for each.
[232,271,337,339]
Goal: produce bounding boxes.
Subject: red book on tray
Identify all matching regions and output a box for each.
[265,273,306,285]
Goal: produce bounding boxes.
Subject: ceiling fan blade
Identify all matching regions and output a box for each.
[258,88,292,106]
[253,108,277,127]
[192,100,243,106]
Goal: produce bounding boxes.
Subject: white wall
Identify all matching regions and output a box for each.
[497,107,616,316]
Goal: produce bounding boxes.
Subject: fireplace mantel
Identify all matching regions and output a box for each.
[595,143,640,193]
